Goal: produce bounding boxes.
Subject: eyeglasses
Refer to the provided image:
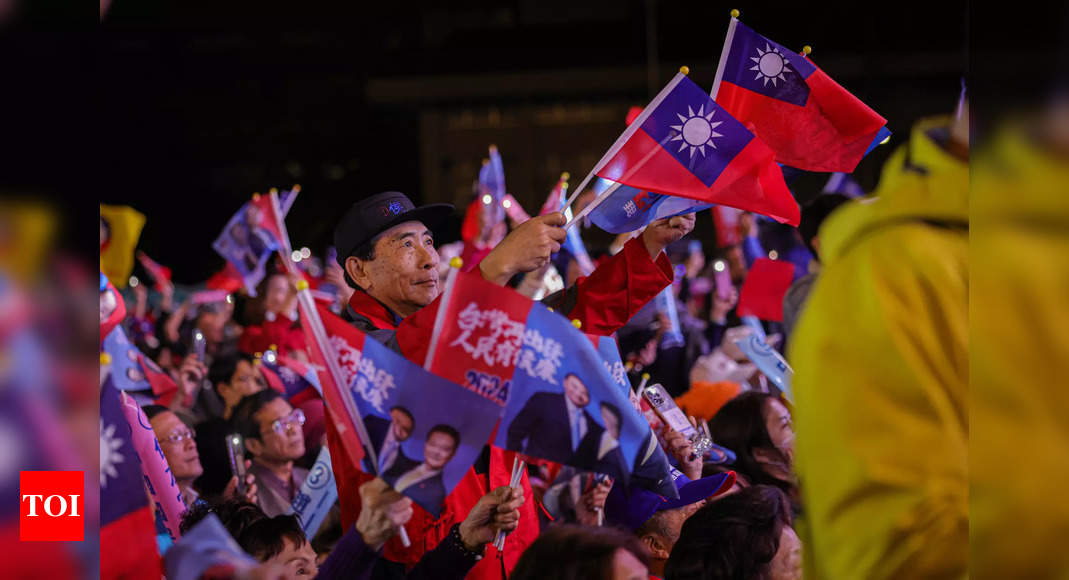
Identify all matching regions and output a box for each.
[263,409,305,436]
[162,428,196,445]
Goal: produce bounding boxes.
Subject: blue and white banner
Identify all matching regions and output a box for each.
[734,333,794,402]
[588,177,714,234]
[287,446,338,537]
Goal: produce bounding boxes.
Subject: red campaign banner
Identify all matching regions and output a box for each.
[297,300,368,465]
[736,258,795,322]
[421,268,535,406]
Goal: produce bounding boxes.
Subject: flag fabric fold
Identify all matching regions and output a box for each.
[583,71,799,226]
[100,204,146,288]
[736,257,795,322]
[712,18,887,173]
[100,368,164,580]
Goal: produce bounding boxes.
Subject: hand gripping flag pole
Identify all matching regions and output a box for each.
[268,190,411,547]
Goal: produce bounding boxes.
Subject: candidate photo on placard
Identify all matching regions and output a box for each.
[212,201,279,295]
[350,338,503,516]
[496,305,648,484]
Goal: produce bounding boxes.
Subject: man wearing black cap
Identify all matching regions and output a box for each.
[328,190,696,577]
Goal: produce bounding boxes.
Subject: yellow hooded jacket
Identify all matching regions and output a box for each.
[789,117,968,579]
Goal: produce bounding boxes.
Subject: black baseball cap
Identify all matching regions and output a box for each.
[333,191,454,266]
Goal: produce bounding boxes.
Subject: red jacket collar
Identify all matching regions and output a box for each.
[347,290,402,330]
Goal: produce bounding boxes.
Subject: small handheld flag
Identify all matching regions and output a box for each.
[572,68,799,228]
[711,17,888,173]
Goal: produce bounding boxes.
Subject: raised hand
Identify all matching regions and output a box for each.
[479,212,568,285]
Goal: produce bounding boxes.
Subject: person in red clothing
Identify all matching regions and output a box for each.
[327,191,694,578]
[239,268,308,360]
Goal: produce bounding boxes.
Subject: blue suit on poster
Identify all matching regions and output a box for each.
[497,304,649,487]
[506,389,604,464]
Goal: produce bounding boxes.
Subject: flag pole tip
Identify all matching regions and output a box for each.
[269,187,279,195]
[730,9,740,18]
[801,45,812,56]
[100,352,111,365]
[482,158,490,166]
[296,279,310,291]
[489,144,498,152]
[449,256,464,269]
[254,352,263,359]
[679,65,690,75]
[252,192,261,200]
[571,319,582,329]
[292,184,301,191]
[547,307,554,313]
[561,171,570,180]
[641,372,650,380]
[269,344,277,352]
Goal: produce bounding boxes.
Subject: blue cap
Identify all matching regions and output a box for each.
[604,468,736,532]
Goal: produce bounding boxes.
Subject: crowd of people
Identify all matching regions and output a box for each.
[100,106,968,579]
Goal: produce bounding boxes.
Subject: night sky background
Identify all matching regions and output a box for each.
[89,1,967,284]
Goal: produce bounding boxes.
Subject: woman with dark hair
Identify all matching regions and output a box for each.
[511,524,650,580]
[708,392,797,508]
[664,485,801,580]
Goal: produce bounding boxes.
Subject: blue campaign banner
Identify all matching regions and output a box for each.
[497,304,652,486]
[593,335,630,398]
[734,332,794,402]
[588,177,715,234]
[349,337,504,517]
[288,446,338,537]
[654,288,685,349]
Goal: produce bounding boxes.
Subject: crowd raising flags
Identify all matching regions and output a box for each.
[91,8,928,579]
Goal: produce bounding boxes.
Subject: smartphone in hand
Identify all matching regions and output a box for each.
[225,433,247,496]
[192,328,207,361]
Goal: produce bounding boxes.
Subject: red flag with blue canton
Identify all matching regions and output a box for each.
[712,18,888,173]
[594,71,799,225]
[100,368,164,579]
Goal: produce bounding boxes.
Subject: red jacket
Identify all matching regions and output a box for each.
[238,313,307,357]
[326,236,672,578]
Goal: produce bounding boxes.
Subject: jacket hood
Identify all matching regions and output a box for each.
[819,115,969,265]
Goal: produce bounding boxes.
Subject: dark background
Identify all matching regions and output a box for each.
[89,1,966,284]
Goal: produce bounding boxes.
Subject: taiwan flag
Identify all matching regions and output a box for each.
[478,145,507,224]
[259,351,322,407]
[711,18,887,173]
[100,369,164,579]
[583,70,799,226]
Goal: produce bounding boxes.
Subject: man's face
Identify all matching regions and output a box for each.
[149,411,203,482]
[253,398,306,463]
[348,221,440,317]
[264,537,317,579]
[389,408,414,441]
[563,374,590,407]
[220,360,267,410]
[423,431,457,470]
[601,406,621,439]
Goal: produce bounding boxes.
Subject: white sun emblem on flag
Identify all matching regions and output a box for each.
[100,419,125,488]
[751,43,792,87]
[669,105,723,159]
